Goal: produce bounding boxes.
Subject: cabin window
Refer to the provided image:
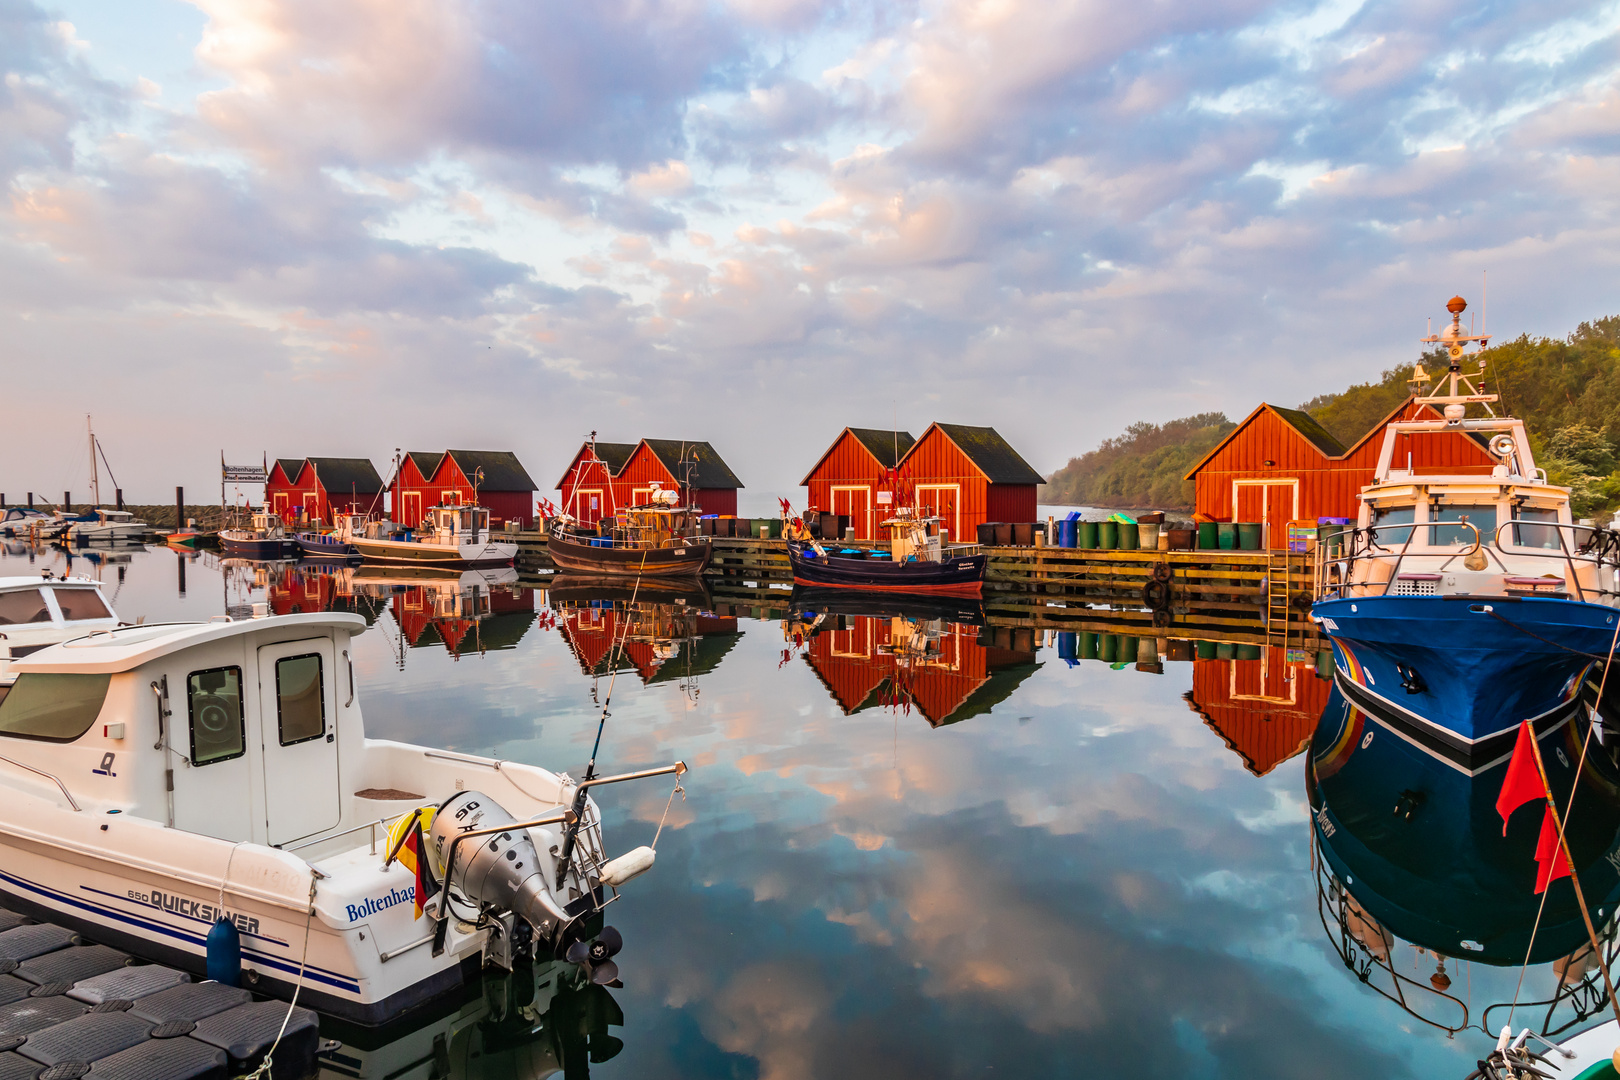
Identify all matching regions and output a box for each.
[51,589,112,622]
[274,654,326,746]
[187,666,245,765]
[1430,505,1497,548]
[1371,505,1414,545]
[1513,508,1563,550]
[0,590,52,625]
[0,673,110,742]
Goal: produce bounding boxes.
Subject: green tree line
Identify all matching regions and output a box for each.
[1046,314,1620,515]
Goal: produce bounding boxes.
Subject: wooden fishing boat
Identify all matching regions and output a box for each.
[785,507,985,595]
[546,495,711,579]
[219,510,298,559]
[349,504,516,568]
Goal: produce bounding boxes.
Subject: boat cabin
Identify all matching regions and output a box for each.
[422,504,492,546]
[0,576,118,688]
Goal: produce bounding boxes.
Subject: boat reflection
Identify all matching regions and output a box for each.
[346,564,535,661]
[785,595,1038,728]
[319,959,624,1079]
[550,578,739,698]
[1308,684,1620,1038]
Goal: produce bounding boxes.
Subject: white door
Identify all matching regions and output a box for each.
[172,664,256,842]
[257,638,340,845]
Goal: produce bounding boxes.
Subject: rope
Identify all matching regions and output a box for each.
[1488,609,1620,662]
[217,842,243,913]
[651,776,685,850]
[242,870,318,1080]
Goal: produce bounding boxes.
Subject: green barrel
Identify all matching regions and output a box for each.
[1078,520,1098,549]
[1236,643,1262,661]
[1196,640,1218,660]
[1080,632,1098,660]
[1316,649,1334,679]
[1216,642,1236,660]
[1217,523,1237,550]
[1099,521,1118,549]
[1118,522,1139,550]
[1317,524,1341,557]
[1099,634,1118,663]
[1197,521,1219,549]
[1237,523,1263,550]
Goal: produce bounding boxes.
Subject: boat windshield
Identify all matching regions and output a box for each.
[52,589,111,622]
[1429,504,1496,548]
[1512,507,1563,550]
[1372,505,1414,545]
[0,589,52,625]
[0,673,111,741]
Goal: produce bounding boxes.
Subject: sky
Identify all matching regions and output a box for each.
[4,0,1620,513]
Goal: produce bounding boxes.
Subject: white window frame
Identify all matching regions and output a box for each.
[914,484,961,542]
[1230,479,1300,548]
[830,485,873,540]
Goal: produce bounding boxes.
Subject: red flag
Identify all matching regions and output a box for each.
[1535,805,1575,893]
[1497,721,1545,835]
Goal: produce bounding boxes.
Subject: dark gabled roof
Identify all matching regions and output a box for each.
[406,452,444,481]
[921,424,1045,485]
[554,442,639,490]
[641,440,744,490]
[305,457,383,494]
[275,458,305,483]
[849,428,915,469]
[1270,407,1348,457]
[798,428,916,486]
[443,450,538,492]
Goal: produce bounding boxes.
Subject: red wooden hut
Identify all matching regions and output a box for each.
[897,423,1044,544]
[265,457,384,526]
[616,440,742,516]
[1182,649,1331,776]
[800,428,916,541]
[555,442,638,524]
[394,450,539,530]
[1183,398,1497,548]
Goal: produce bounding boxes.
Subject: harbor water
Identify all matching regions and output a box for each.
[0,541,1589,1078]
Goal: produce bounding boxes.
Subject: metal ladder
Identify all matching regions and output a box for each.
[1266,550,1292,647]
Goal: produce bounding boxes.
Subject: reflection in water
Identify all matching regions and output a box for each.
[323,960,624,1079]
[552,588,739,704]
[1184,646,1330,776]
[1308,684,1620,1038]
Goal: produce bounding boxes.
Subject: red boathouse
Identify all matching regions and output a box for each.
[555,439,743,519]
[555,442,638,524]
[800,428,916,541]
[897,423,1044,544]
[265,457,384,526]
[1184,397,1498,548]
[394,450,539,531]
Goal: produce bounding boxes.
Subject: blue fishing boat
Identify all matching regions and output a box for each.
[295,513,364,561]
[218,509,298,559]
[1312,296,1620,775]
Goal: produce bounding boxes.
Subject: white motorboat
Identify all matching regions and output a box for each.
[0,612,682,1025]
[351,504,517,568]
[0,507,51,537]
[0,573,119,686]
[61,508,151,543]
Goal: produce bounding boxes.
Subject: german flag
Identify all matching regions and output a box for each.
[386,808,441,919]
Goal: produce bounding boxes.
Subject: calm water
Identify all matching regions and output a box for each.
[0,541,1595,1078]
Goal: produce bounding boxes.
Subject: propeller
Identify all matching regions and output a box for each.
[565,926,624,985]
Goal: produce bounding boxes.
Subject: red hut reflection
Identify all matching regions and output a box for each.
[794,613,1039,727]
[554,598,740,689]
[1183,645,1331,775]
[342,566,535,661]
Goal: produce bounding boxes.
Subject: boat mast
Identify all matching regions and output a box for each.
[1414,295,1495,417]
[87,415,99,508]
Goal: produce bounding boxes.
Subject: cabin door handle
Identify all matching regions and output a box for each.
[343,649,354,707]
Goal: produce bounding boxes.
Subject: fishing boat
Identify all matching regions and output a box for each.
[163,529,201,548]
[350,504,516,568]
[788,585,986,626]
[785,506,986,595]
[546,489,711,578]
[296,512,365,561]
[219,510,299,559]
[0,573,119,687]
[61,508,150,543]
[0,612,684,1025]
[1312,296,1620,774]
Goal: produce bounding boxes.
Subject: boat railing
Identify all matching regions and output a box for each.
[1313,519,1620,602]
[553,525,703,550]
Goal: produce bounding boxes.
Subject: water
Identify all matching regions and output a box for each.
[0,541,1593,1078]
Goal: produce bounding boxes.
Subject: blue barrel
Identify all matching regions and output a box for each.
[1057,519,1078,548]
[1057,632,1077,663]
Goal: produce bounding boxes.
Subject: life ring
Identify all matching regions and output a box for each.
[1142,578,1171,611]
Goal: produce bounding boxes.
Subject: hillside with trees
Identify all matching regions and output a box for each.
[1046,315,1620,516]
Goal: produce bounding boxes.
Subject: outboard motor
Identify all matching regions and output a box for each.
[429,791,580,954]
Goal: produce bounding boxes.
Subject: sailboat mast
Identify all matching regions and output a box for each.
[88,415,100,508]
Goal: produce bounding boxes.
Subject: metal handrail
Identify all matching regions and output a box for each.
[0,754,81,811]
[283,810,413,854]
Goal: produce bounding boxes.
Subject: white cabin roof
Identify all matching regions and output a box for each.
[12,612,365,674]
[0,576,102,593]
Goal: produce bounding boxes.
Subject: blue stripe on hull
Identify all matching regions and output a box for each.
[1313,595,1615,744]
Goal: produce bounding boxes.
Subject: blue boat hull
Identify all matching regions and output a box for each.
[220,536,297,559]
[297,535,359,560]
[1313,595,1616,773]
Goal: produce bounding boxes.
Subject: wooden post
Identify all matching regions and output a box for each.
[1529,733,1620,1026]
[64,491,71,513]
[115,489,123,511]
[26,493,32,508]
[176,486,184,532]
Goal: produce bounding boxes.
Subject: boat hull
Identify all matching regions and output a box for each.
[546,534,711,578]
[351,536,516,568]
[786,542,985,595]
[788,585,986,625]
[298,535,360,561]
[219,535,297,558]
[1313,594,1617,773]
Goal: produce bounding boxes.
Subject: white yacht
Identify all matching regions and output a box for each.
[0,612,679,1024]
[350,504,517,568]
[0,574,119,687]
[58,509,150,543]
